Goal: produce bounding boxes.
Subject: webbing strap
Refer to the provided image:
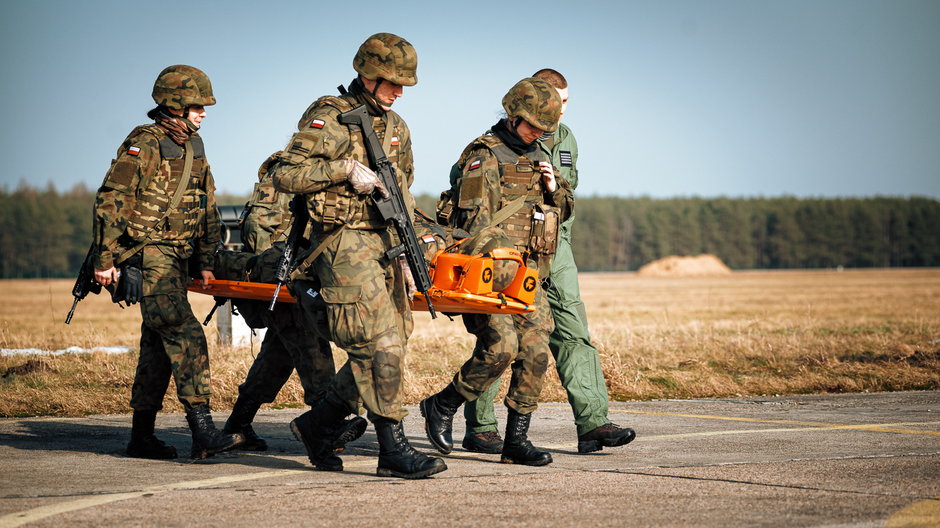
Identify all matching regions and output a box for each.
[116,140,194,265]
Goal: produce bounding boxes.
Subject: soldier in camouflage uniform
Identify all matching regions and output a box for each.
[420,77,573,466]
[218,154,367,451]
[461,69,637,455]
[269,33,446,479]
[93,65,241,460]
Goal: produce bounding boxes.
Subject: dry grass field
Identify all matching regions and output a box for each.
[1,269,938,417]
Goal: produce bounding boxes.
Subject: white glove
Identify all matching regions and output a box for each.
[345,159,388,198]
[399,256,417,299]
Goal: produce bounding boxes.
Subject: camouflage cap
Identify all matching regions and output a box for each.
[501,77,562,133]
[152,65,216,110]
[353,33,418,86]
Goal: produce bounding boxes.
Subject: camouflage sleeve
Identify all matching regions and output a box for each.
[396,118,417,221]
[452,147,501,236]
[197,166,221,271]
[92,129,160,270]
[270,104,351,194]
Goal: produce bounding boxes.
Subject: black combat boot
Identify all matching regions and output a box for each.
[462,431,504,454]
[501,409,552,466]
[126,409,177,459]
[419,384,465,454]
[223,397,267,451]
[185,403,242,460]
[333,416,369,453]
[577,422,636,453]
[373,417,447,479]
[289,394,361,471]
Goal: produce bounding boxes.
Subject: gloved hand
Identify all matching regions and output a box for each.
[344,159,388,198]
[399,256,417,299]
[121,264,143,305]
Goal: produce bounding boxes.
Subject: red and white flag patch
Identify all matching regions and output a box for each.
[421,234,436,244]
[127,146,141,156]
[468,159,482,170]
[309,119,325,129]
[390,136,400,146]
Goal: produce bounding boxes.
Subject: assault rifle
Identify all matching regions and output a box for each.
[269,194,310,311]
[337,104,437,318]
[65,243,102,324]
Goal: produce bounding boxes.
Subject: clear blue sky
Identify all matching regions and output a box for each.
[2,0,938,199]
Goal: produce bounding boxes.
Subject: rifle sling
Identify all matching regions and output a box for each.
[115,140,195,266]
[289,225,346,282]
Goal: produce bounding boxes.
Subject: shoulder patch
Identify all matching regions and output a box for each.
[560,150,573,167]
[127,146,140,156]
[468,159,481,171]
[309,119,325,129]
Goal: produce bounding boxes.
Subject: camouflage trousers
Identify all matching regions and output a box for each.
[131,245,212,411]
[237,303,335,406]
[452,286,554,415]
[298,228,413,422]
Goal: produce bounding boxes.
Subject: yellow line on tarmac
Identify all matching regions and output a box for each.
[527,422,940,451]
[601,408,940,437]
[885,496,940,528]
[0,460,375,528]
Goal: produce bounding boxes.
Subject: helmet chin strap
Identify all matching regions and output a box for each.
[371,78,384,99]
[182,107,199,131]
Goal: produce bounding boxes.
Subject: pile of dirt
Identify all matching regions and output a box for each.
[636,254,732,277]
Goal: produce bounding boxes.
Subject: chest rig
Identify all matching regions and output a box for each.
[467,135,560,257]
[308,96,405,231]
[125,125,209,246]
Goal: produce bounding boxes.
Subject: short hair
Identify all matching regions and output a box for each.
[532,68,567,89]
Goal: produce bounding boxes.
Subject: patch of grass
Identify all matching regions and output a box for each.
[1,269,939,416]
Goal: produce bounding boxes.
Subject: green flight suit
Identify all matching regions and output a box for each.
[464,123,611,436]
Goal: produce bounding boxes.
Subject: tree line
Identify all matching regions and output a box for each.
[1,184,938,278]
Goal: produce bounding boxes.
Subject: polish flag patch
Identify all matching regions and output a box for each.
[421,234,436,244]
[127,146,141,156]
[468,159,481,170]
[309,119,325,129]
[390,136,400,146]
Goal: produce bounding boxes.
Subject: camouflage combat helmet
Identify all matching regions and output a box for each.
[151,65,216,110]
[353,33,418,86]
[501,77,562,133]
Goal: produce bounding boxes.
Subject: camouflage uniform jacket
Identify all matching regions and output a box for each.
[270,90,416,231]
[448,132,573,263]
[93,124,220,271]
[241,152,293,254]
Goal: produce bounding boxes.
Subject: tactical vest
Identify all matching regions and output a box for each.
[456,135,560,256]
[241,151,292,254]
[124,125,210,247]
[304,95,407,231]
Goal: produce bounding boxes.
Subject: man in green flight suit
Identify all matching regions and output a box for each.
[461,69,637,454]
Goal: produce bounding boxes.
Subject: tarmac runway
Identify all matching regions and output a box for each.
[1,391,938,527]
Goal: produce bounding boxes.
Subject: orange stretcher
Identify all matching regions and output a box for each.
[188,247,538,315]
[188,280,297,303]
